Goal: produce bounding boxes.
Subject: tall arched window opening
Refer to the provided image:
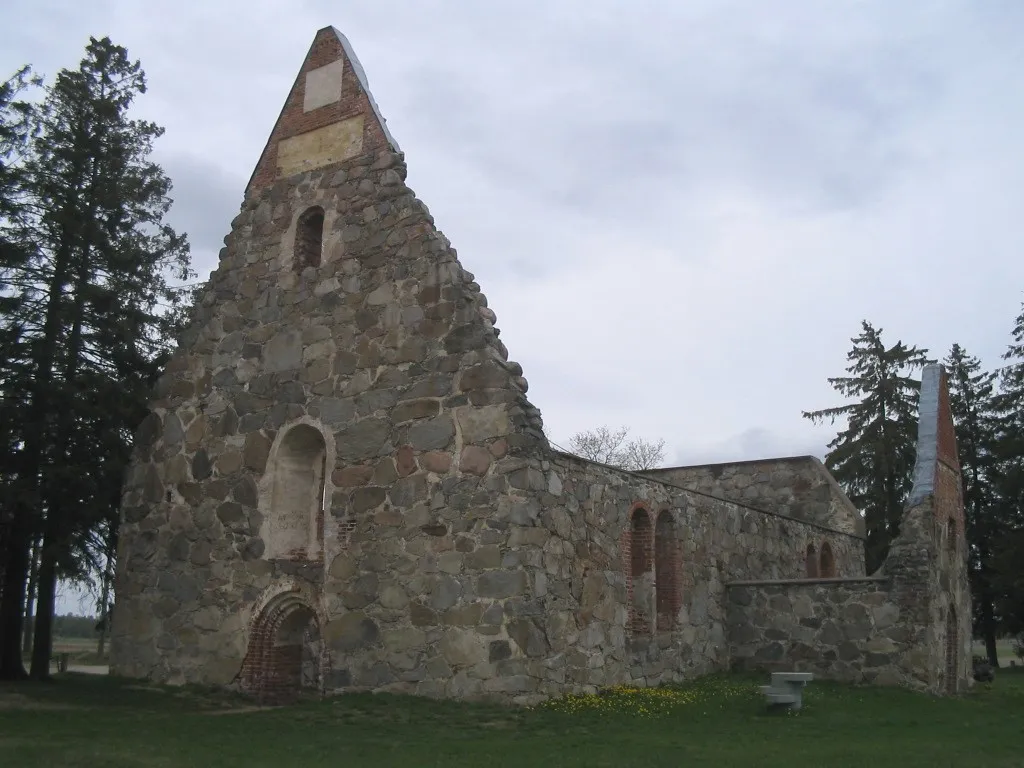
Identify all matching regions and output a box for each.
[294,206,325,270]
[819,541,836,578]
[805,544,819,578]
[629,507,653,636]
[654,510,682,631]
[266,424,327,560]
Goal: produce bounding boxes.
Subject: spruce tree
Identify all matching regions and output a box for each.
[944,343,1002,665]
[0,37,191,680]
[992,301,1024,635]
[0,66,42,680]
[803,321,933,573]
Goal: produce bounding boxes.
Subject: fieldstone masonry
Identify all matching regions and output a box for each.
[110,27,968,703]
[642,456,865,536]
[726,365,972,695]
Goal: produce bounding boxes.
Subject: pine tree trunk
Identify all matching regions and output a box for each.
[31,251,92,681]
[96,570,110,658]
[0,528,31,679]
[0,221,75,680]
[21,537,40,655]
[29,536,57,680]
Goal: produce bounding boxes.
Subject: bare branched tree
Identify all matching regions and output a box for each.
[621,436,667,471]
[566,425,666,471]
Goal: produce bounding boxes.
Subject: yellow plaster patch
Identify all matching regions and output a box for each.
[276,115,364,178]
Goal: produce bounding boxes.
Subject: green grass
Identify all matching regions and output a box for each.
[2,670,1023,767]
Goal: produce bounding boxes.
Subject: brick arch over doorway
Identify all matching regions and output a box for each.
[241,592,325,703]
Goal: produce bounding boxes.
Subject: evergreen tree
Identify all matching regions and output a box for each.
[0,37,191,680]
[992,301,1024,634]
[803,321,933,573]
[944,343,1002,665]
[0,66,42,680]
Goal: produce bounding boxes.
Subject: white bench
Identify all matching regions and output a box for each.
[760,671,813,711]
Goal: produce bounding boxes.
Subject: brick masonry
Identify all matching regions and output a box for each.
[109,27,965,704]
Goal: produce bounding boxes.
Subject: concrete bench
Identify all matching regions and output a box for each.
[760,672,813,711]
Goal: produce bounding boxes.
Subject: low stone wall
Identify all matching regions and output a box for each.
[725,578,922,686]
[642,457,863,536]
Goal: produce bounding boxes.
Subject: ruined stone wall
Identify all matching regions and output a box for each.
[642,457,863,537]
[726,578,908,683]
[722,365,972,696]
[724,499,969,694]
[313,447,866,702]
[479,451,867,698]
[110,25,872,704]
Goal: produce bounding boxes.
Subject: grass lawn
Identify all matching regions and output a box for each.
[2,670,1023,767]
[973,639,1021,664]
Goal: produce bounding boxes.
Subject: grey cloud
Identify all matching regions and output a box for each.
[158,153,246,279]
[672,428,827,466]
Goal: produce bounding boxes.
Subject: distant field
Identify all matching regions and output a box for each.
[20,637,108,669]
[52,637,98,653]
[971,639,1020,664]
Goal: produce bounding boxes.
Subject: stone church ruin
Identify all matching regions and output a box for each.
[110,27,971,703]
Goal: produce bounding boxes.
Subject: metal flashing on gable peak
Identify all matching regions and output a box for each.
[330,27,400,152]
[906,364,942,508]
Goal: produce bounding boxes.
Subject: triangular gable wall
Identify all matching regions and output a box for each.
[246,26,400,195]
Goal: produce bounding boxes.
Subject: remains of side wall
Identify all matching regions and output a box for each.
[642,457,863,536]
[726,578,909,684]
[724,365,973,696]
[518,452,866,695]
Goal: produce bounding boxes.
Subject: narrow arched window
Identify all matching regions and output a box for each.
[819,541,836,578]
[947,518,957,558]
[805,544,819,577]
[655,510,681,631]
[294,206,325,270]
[629,507,653,635]
[266,424,327,560]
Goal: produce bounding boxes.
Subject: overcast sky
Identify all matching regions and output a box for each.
[4,0,1023,470]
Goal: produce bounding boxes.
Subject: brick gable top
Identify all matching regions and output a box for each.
[245,26,400,196]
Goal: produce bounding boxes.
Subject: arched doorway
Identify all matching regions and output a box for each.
[242,594,323,704]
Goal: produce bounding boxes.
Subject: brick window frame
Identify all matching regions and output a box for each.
[623,503,654,636]
[654,510,682,631]
[819,541,836,578]
[805,543,819,577]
